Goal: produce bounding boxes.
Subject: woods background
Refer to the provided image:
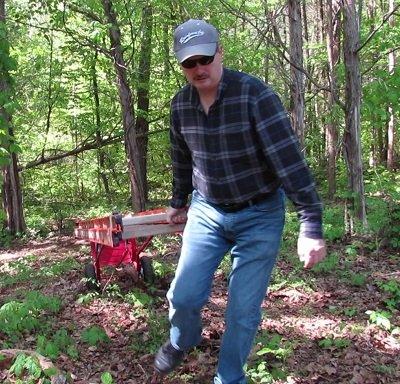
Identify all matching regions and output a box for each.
[0,0,399,243]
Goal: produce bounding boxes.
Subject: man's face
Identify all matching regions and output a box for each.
[181,47,223,93]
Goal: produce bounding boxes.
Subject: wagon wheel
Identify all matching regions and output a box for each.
[84,263,100,291]
[140,256,155,284]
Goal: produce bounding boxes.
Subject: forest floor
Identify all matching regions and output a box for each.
[0,234,399,384]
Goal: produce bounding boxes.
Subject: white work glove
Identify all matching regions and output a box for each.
[166,206,187,224]
[297,237,326,268]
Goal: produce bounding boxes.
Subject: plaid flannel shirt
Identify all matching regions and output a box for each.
[170,68,323,239]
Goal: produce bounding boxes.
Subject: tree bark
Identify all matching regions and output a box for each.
[288,0,305,146]
[92,50,111,203]
[341,0,367,227]
[135,5,153,202]
[0,0,26,234]
[387,0,395,170]
[326,0,341,199]
[101,0,145,211]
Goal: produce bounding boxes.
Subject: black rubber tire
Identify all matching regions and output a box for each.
[140,256,155,284]
[84,263,100,291]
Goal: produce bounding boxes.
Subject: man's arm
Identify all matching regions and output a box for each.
[169,104,193,210]
[253,87,326,267]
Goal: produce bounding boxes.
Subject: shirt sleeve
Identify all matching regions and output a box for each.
[169,104,193,209]
[253,88,323,239]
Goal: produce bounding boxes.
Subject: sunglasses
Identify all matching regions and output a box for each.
[181,55,215,69]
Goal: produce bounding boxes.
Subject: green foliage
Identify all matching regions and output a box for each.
[152,259,174,278]
[76,291,100,304]
[101,371,114,384]
[0,256,79,288]
[247,361,286,383]
[9,354,42,382]
[318,336,351,349]
[124,289,154,308]
[311,252,339,274]
[7,352,57,383]
[323,205,345,241]
[37,329,78,360]
[0,228,13,247]
[377,279,400,311]
[343,307,358,317]
[256,333,293,360]
[130,311,169,354]
[81,325,109,346]
[246,332,291,383]
[340,271,367,287]
[0,291,61,342]
[366,309,392,331]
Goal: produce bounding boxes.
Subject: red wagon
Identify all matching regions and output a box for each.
[74,208,185,290]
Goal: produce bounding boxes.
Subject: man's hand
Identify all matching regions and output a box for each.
[297,237,326,269]
[166,206,187,224]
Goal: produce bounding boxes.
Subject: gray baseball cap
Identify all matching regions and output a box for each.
[173,19,219,63]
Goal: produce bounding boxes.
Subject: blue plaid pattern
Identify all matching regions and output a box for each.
[170,68,323,239]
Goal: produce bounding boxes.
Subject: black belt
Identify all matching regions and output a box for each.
[218,192,274,213]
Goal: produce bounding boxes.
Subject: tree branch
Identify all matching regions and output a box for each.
[357,4,400,53]
[218,0,331,93]
[19,128,169,172]
[20,135,123,171]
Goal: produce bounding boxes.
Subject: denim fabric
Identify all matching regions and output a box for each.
[167,189,285,384]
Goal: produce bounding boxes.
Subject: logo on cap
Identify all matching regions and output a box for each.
[179,30,205,44]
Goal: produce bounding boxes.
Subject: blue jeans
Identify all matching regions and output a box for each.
[166,189,285,384]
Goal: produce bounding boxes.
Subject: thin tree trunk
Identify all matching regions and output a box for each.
[135,5,153,202]
[288,0,305,146]
[387,0,395,170]
[326,0,341,199]
[341,0,367,228]
[101,0,145,211]
[92,50,111,203]
[0,0,26,234]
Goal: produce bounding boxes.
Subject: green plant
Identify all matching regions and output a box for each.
[366,309,392,331]
[0,256,79,288]
[377,279,400,311]
[130,312,169,354]
[101,371,114,384]
[318,336,351,349]
[124,289,154,307]
[343,307,358,317]
[254,333,293,361]
[323,205,345,241]
[312,252,340,274]
[246,361,286,383]
[37,329,78,360]
[0,291,61,341]
[152,260,174,278]
[76,291,100,304]
[8,353,57,384]
[374,364,396,375]
[345,244,358,257]
[349,273,367,286]
[81,325,110,346]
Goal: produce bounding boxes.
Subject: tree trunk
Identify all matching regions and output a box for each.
[0,0,26,234]
[135,5,153,202]
[326,0,341,199]
[288,0,305,146]
[91,50,111,204]
[387,0,395,170]
[341,0,367,228]
[101,0,145,211]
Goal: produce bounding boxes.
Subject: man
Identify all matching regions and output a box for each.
[154,19,326,384]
